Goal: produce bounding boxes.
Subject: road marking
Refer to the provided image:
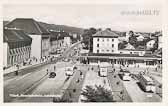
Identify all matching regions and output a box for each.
[15,73,32,81]
[9,94,62,98]
[4,73,32,86]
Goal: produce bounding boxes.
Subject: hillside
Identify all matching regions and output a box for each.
[38,22,84,35]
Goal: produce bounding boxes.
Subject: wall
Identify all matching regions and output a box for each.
[93,37,119,53]
[3,42,9,67]
[29,35,42,60]
[158,36,162,49]
[118,50,145,56]
[64,37,71,47]
[42,37,50,57]
[50,40,58,53]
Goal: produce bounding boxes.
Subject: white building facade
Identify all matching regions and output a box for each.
[3,28,32,68]
[6,18,50,61]
[93,30,119,54]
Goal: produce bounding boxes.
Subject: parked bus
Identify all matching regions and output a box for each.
[139,75,156,92]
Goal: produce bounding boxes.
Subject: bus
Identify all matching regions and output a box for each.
[139,75,156,92]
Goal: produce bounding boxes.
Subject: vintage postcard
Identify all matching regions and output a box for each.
[1,0,167,104]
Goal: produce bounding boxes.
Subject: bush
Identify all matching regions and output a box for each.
[81,85,114,102]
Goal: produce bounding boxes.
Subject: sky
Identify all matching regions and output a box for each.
[3,3,163,32]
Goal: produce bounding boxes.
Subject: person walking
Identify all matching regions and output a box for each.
[54,66,56,71]
[46,69,49,75]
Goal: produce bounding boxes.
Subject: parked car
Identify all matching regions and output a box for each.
[65,67,74,76]
[49,72,56,78]
[120,69,131,81]
[64,58,70,62]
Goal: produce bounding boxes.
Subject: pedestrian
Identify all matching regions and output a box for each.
[80,71,83,76]
[46,69,49,74]
[103,79,106,84]
[76,78,80,83]
[113,68,115,73]
[54,66,56,71]
[81,74,84,80]
[15,70,18,76]
[69,92,72,98]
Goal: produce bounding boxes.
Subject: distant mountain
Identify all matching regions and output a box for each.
[38,22,84,35]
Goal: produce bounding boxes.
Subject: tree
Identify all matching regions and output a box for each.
[128,36,137,48]
[82,28,97,50]
[106,28,111,31]
[81,85,115,102]
[118,41,128,49]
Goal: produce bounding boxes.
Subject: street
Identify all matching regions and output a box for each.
[3,41,162,102]
[4,42,81,102]
[123,78,161,102]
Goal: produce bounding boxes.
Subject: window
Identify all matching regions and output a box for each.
[112,39,114,42]
[97,38,99,41]
[130,52,132,54]
[97,44,99,47]
[112,44,114,48]
[112,50,114,52]
[97,49,99,53]
[107,49,109,52]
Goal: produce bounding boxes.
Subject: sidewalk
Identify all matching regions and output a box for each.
[3,60,49,75]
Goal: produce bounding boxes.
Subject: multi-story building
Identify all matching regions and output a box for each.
[93,29,119,54]
[49,30,71,54]
[3,28,32,67]
[79,29,162,69]
[6,18,50,60]
[156,32,162,49]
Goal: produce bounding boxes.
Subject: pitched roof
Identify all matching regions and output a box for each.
[124,43,135,50]
[3,28,32,43]
[92,29,119,37]
[5,18,50,35]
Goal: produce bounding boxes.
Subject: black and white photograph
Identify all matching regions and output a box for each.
[1,0,165,103]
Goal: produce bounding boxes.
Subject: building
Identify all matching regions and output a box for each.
[5,18,50,60]
[49,31,60,54]
[156,32,162,49]
[92,29,119,54]
[136,34,144,41]
[79,29,162,69]
[146,40,156,50]
[49,30,71,54]
[123,43,135,50]
[3,28,32,67]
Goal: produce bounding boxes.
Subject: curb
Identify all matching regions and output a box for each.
[4,62,49,76]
